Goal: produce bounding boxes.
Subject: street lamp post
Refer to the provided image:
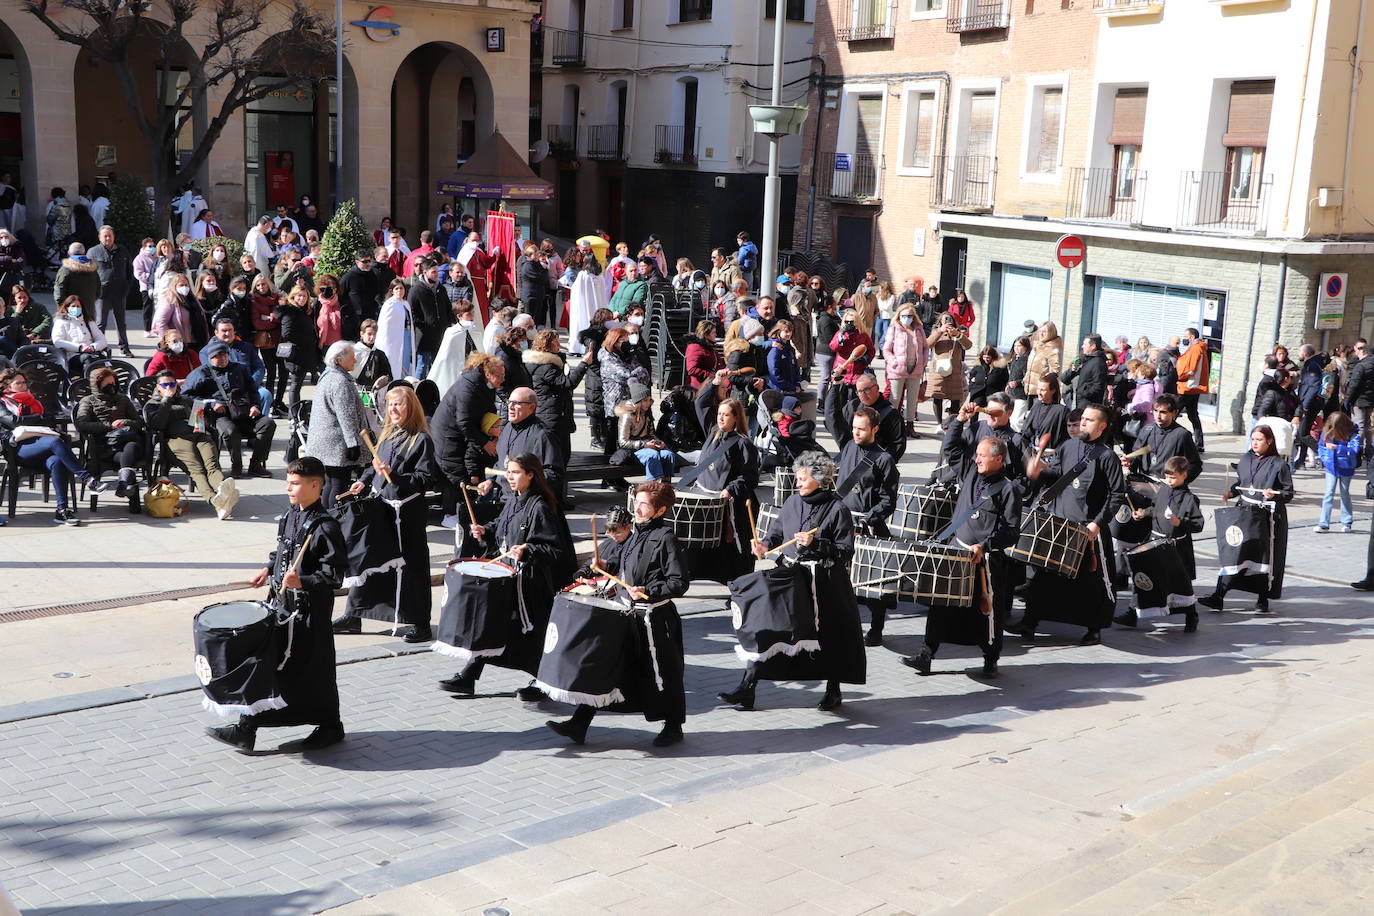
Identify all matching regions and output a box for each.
[750,16,808,296]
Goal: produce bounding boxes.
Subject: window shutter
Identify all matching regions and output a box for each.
[966,91,996,157]
[1222,80,1274,148]
[914,93,935,168]
[1036,87,1062,173]
[856,94,883,161]
[1107,88,1147,147]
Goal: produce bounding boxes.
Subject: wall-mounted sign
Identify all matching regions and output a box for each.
[833,153,851,172]
[352,7,400,42]
[95,145,117,168]
[486,28,506,52]
[1315,271,1348,330]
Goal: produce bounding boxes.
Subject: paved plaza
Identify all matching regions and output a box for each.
[2,329,1373,914]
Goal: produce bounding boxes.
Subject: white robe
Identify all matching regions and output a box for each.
[428,318,486,396]
[568,269,608,355]
[375,296,416,380]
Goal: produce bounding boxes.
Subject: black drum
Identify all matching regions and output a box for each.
[729,564,818,664]
[534,592,637,707]
[331,496,403,589]
[193,600,286,718]
[432,559,519,665]
[891,482,957,541]
[1110,474,1160,545]
[1127,539,1195,619]
[1008,508,1092,578]
[908,542,977,608]
[1215,504,1274,595]
[851,537,921,602]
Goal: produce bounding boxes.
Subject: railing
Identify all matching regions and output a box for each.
[820,152,881,201]
[546,124,577,159]
[1176,170,1273,235]
[550,30,585,67]
[1066,166,1147,224]
[586,124,626,161]
[930,155,996,210]
[653,124,699,165]
[947,0,1010,31]
[1093,0,1164,14]
[838,0,896,40]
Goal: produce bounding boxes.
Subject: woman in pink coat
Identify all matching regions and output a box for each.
[882,301,930,435]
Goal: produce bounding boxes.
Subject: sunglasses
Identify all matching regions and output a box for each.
[158,382,177,389]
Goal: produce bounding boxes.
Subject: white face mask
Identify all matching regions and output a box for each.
[176,285,191,296]
[628,333,640,346]
[459,319,475,329]
[203,281,217,292]
[900,315,915,326]
[628,315,644,326]
[213,250,226,262]
[170,341,184,353]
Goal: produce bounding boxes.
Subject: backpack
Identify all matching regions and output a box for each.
[1319,367,1338,402]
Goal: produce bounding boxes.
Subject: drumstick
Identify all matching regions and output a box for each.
[591,516,600,571]
[484,544,528,566]
[591,563,645,600]
[728,367,757,375]
[765,527,820,556]
[286,533,313,579]
[459,475,478,530]
[746,499,759,543]
[1120,443,1151,460]
[831,344,868,377]
[1031,433,1050,466]
[359,429,393,486]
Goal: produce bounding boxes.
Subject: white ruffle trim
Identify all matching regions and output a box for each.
[734,639,822,663]
[342,556,406,589]
[201,694,287,719]
[1136,594,1198,620]
[1218,560,1270,576]
[430,641,507,662]
[532,680,626,708]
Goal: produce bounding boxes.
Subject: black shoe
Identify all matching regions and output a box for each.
[1078,629,1102,647]
[1198,593,1224,611]
[1004,622,1036,638]
[401,626,433,644]
[1351,579,1374,591]
[590,437,606,451]
[901,647,933,676]
[438,675,476,695]
[207,724,256,751]
[717,684,756,711]
[515,684,546,703]
[546,717,588,745]
[652,724,684,747]
[602,478,630,492]
[278,724,345,752]
[248,461,272,479]
[119,346,136,359]
[864,628,883,647]
[53,507,78,526]
[1184,611,1199,633]
[331,616,362,634]
[230,465,248,480]
[1113,611,1139,628]
[128,489,141,514]
[980,658,999,679]
[115,479,128,498]
[817,688,843,711]
[1256,599,1272,613]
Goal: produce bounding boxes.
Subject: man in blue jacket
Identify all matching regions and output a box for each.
[1292,344,1327,469]
[735,231,758,294]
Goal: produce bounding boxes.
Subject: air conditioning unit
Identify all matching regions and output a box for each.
[1317,187,1344,208]
[714,176,728,189]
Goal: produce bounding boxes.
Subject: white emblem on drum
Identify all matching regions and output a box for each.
[731,601,743,630]
[1116,505,1132,523]
[544,621,560,653]
[194,654,213,686]
[1225,525,1244,547]
[1072,479,1082,489]
[1133,572,1154,592]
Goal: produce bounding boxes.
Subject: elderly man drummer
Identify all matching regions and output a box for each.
[903,436,1022,679]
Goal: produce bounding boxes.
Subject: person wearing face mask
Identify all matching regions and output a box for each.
[882,302,930,437]
[338,249,379,336]
[75,366,146,511]
[1015,403,1127,646]
[313,272,343,349]
[143,371,237,517]
[607,257,657,317]
[598,327,650,473]
[721,317,769,414]
[192,272,225,341]
[144,328,201,380]
[215,278,252,339]
[152,272,196,346]
[924,313,973,430]
[492,326,532,419]
[51,294,110,377]
[53,242,101,318]
[523,329,588,469]
[199,242,231,288]
[1,284,51,353]
[275,283,321,410]
[427,299,485,394]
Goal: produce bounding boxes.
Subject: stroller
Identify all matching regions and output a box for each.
[286,400,311,465]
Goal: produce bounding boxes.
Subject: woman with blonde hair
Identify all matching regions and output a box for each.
[337,384,441,641]
[1024,320,1063,393]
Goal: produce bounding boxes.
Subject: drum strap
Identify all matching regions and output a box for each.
[935,495,988,543]
[803,560,821,631]
[836,450,875,498]
[382,494,419,628]
[640,607,664,691]
[1030,451,1093,512]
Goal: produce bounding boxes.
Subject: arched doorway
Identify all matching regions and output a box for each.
[390,42,495,238]
[246,33,359,221]
[72,22,202,195]
[0,17,34,232]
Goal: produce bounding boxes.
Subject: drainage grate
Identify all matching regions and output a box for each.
[0,582,252,625]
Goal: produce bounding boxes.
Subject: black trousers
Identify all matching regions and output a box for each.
[1179,393,1204,449]
[214,415,276,467]
[322,465,357,506]
[96,295,129,348]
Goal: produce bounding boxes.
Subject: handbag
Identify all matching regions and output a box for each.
[144,478,187,518]
[275,341,295,359]
[934,357,953,377]
[253,329,273,348]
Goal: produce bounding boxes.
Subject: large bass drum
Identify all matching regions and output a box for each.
[1214,504,1274,595]
[534,592,637,708]
[1109,474,1160,546]
[729,564,818,665]
[193,600,286,718]
[891,482,957,541]
[432,559,519,665]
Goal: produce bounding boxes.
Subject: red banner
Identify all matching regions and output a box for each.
[485,210,516,299]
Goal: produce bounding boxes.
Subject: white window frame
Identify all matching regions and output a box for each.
[895,79,940,177]
[1020,74,1068,184]
[947,77,1001,159]
[835,82,889,199]
[910,0,945,21]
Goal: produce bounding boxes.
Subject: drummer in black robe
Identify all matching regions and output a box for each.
[1200,424,1294,612]
[547,480,691,748]
[1017,374,1070,455]
[837,407,900,646]
[676,396,759,584]
[722,451,866,711]
[902,435,1021,678]
[943,393,1024,484]
[334,385,440,642]
[1124,393,1203,483]
[1114,455,1205,631]
[1016,403,1126,646]
[574,507,633,579]
[444,452,576,697]
[208,457,348,752]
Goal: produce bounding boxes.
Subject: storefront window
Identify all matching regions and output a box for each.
[245,77,335,218]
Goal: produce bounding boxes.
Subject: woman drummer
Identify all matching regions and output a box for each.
[450,452,576,698]
[724,450,866,712]
[335,385,440,642]
[1199,424,1293,613]
[546,480,690,748]
[680,396,759,584]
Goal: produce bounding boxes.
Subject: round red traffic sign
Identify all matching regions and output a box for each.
[1056,234,1086,269]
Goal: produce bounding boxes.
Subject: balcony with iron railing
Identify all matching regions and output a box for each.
[550,30,585,67]
[653,125,699,166]
[820,152,881,201]
[1176,170,1273,235]
[1066,166,1148,225]
[546,124,577,160]
[586,124,626,162]
[947,0,1010,32]
[931,155,996,210]
[838,1,897,40]
[1093,0,1165,17]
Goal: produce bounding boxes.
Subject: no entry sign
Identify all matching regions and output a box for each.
[1056,234,1086,269]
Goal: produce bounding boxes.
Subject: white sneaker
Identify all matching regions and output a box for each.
[1314,525,1329,533]
[1342,524,1353,533]
[219,486,240,520]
